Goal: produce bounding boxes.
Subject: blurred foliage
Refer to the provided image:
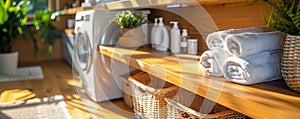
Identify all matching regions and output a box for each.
[0,0,61,59]
[255,0,300,35]
[32,9,61,59]
[0,0,29,53]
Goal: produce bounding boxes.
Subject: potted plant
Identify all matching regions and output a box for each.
[0,0,29,75]
[112,10,146,48]
[257,0,300,92]
[0,0,61,75]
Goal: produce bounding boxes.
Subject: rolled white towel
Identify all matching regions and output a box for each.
[224,31,286,57]
[206,31,227,49]
[223,51,282,85]
[206,27,270,49]
[199,48,230,77]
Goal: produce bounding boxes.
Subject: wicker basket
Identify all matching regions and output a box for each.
[120,75,133,108]
[128,72,179,119]
[165,88,245,119]
[281,35,300,92]
[120,70,143,108]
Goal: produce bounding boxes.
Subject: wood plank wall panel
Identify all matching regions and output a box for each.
[16,16,73,63]
[149,9,208,55]
[13,35,62,63]
[203,1,269,30]
[148,1,268,54]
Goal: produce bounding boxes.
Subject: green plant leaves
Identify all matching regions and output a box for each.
[261,0,300,35]
[4,0,12,10]
[0,0,9,25]
[0,0,28,53]
[32,9,61,58]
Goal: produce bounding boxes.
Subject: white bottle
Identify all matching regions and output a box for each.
[180,29,188,54]
[170,21,181,53]
[151,18,158,48]
[154,17,169,51]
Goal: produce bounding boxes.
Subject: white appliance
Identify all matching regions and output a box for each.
[74,10,129,102]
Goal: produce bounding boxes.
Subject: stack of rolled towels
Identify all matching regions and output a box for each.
[199,27,286,85]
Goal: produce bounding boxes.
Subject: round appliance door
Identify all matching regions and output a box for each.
[74,31,92,73]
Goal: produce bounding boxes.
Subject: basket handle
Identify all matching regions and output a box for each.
[129,77,157,93]
[137,86,147,93]
[165,98,203,117]
[165,98,244,119]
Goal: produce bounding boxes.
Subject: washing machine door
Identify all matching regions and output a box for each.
[74,31,92,73]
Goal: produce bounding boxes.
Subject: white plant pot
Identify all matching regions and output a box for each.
[118,27,145,48]
[0,52,18,75]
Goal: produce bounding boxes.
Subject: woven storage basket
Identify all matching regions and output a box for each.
[281,35,300,92]
[120,75,133,108]
[165,88,245,119]
[128,72,178,119]
[120,70,143,108]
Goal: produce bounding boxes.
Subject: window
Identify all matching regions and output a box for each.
[15,0,48,16]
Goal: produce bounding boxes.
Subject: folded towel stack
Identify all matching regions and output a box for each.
[199,27,286,85]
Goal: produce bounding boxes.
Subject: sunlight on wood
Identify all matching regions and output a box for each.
[0,60,134,119]
[0,89,36,102]
[67,79,82,88]
[99,45,300,118]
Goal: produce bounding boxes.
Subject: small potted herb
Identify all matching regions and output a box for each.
[112,10,146,48]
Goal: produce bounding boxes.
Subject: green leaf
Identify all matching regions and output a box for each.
[42,14,51,24]
[4,0,11,9]
[0,0,8,25]
[17,27,23,34]
[21,16,27,25]
[3,28,8,33]
[8,7,17,12]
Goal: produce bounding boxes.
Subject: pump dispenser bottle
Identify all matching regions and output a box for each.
[151,18,158,48]
[180,29,189,54]
[170,21,180,53]
[154,17,169,51]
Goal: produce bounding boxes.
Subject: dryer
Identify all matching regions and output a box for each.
[74,10,129,102]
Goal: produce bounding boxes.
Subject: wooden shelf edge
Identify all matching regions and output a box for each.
[65,28,74,35]
[196,0,253,4]
[95,0,252,10]
[98,45,300,119]
[64,7,84,15]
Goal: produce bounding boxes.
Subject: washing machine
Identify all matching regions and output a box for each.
[74,10,130,102]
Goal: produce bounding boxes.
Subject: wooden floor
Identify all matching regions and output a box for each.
[0,60,134,119]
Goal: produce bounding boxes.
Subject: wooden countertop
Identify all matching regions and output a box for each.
[99,45,300,119]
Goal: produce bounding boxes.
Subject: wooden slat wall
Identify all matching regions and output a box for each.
[149,8,207,54]
[204,2,268,30]
[148,1,268,54]
[13,35,62,63]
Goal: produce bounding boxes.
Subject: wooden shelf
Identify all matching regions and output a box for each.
[95,0,253,10]
[65,28,74,35]
[99,45,300,119]
[64,7,84,15]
